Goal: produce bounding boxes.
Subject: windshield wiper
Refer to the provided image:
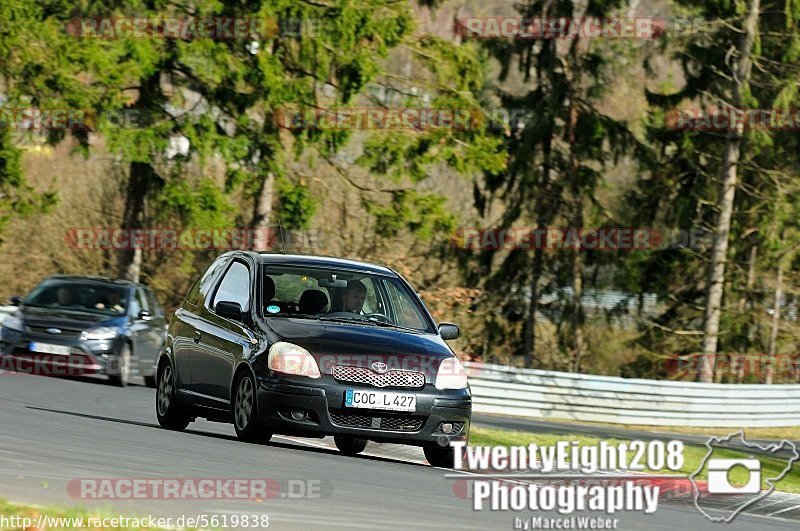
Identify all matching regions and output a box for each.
[316,316,378,327]
[264,312,318,319]
[365,320,422,333]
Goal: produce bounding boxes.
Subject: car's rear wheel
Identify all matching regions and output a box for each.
[108,343,131,387]
[156,362,191,430]
[232,371,272,443]
[334,436,368,456]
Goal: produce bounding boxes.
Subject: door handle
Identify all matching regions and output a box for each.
[193,331,201,343]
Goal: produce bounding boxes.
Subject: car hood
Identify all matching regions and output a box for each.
[18,306,124,331]
[263,318,453,377]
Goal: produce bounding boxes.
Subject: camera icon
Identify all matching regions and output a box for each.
[707,458,761,494]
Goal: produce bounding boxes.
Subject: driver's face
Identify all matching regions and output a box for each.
[343,289,366,313]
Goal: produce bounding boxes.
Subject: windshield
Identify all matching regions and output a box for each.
[25,280,129,316]
[260,265,433,332]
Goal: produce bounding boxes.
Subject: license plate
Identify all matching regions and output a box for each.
[344,389,416,412]
[29,342,71,355]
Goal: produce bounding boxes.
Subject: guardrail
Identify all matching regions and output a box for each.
[464,362,800,428]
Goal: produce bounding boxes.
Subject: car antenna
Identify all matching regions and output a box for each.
[277,218,287,254]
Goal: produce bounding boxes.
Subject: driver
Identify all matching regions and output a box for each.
[96,291,125,313]
[342,280,367,314]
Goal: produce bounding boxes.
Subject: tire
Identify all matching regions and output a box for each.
[334,435,368,456]
[424,444,460,468]
[156,361,191,431]
[108,343,131,387]
[232,370,272,443]
[144,374,157,388]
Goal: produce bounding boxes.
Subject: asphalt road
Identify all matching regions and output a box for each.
[0,372,797,530]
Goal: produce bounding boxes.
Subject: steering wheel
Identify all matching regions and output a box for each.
[365,312,391,323]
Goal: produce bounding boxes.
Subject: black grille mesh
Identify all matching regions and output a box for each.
[28,327,82,339]
[329,410,425,432]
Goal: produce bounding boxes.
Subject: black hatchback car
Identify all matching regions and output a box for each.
[0,276,167,387]
[156,252,471,466]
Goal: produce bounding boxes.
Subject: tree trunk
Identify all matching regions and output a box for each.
[521,124,554,369]
[735,244,758,382]
[522,241,544,368]
[766,256,785,384]
[567,99,585,373]
[118,161,155,282]
[699,0,760,382]
[250,171,275,250]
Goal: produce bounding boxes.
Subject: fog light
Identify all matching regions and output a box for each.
[290,409,306,421]
[441,422,454,434]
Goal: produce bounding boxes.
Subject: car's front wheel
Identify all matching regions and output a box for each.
[108,343,131,387]
[424,444,460,468]
[156,361,191,430]
[334,436,368,456]
[232,371,272,443]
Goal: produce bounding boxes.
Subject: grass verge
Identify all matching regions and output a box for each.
[482,415,800,441]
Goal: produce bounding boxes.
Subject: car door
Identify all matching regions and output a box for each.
[127,288,152,376]
[192,259,255,406]
[172,256,230,395]
[140,287,167,376]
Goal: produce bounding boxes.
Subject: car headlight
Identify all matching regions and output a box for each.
[267,341,321,379]
[1,315,25,333]
[435,357,468,390]
[80,327,117,341]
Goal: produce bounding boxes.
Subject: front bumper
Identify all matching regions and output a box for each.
[256,374,471,445]
[0,327,126,377]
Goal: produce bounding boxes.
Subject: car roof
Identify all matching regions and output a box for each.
[256,253,398,277]
[43,275,143,288]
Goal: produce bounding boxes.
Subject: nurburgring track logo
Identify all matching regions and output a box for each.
[689,431,800,523]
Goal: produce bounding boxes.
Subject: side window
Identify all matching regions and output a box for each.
[145,288,163,317]
[129,290,141,317]
[362,278,378,314]
[185,257,229,307]
[134,289,149,317]
[384,281,426,330]
[212,261,251,312]
[272,273,318,303]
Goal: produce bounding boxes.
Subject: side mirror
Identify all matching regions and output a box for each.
[216,301,243,321]
[438,322,460,340]
[9,296,21,306]
[138,310,151,320]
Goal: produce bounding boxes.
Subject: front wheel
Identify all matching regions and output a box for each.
[334,436,368,456]
[424,444,460,468]
[156,362,191,430]
[232,371,272,443]
[108,343,131,387]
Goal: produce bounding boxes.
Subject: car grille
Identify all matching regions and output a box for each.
[329,410,425,432]
[331,365,425,388]
[28,327,82,339]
